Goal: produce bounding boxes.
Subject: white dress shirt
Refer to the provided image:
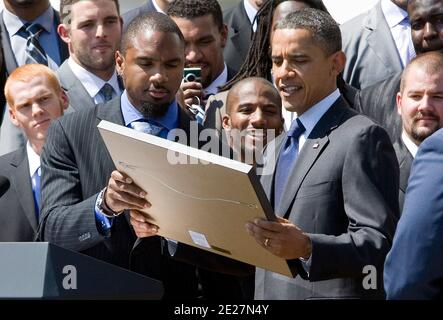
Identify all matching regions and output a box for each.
[26,142,40,179]
[204,63,228,97]
[243,0,258,32]
[401,131,419,158]
[152,0,167,14]
[381,0,416,68]
[67,57,121,104]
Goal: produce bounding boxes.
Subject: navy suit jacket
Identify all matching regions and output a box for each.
[384,128,443,299]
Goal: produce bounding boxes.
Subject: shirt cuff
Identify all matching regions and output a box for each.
[94,193,114,236]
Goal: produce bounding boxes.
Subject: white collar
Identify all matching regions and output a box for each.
[243,0,258,32]
[297,89,341,139]
[401,131,419,158]
[67,57,120,99]
[152,0,167,14]
[204,63,228,96]
[381,0,408,28]
[26,141,41,178]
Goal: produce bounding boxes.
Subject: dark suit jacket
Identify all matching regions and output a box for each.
[0,147,38,241]
[122,0,156,32]
[354,72,402,143]
[256,96,399,299]
[223,1,253,73]
[393,139,413,213]
[38,97,202,298]
[384,128,443,299]
[341,1,403,90]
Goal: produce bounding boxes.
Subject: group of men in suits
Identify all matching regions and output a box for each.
[1,0,443,299]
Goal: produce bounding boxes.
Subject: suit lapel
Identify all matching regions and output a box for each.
[96,98,125,125]
[275,98,348,217]
[365,2,403,71]
[0,13,19,74]
[58,61,96,113]
[10,148,38,232]
[394,140,414,193]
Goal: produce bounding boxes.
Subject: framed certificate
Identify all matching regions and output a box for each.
[98,120,293,277]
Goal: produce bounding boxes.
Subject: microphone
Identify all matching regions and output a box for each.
[0,175,10,198]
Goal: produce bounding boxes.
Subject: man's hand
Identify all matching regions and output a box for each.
[245,217,312,260]
[130,210,159,238]
[104,170,151,213]
[181,81,204,107]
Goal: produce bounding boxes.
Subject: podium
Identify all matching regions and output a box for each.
[0,242,164,299]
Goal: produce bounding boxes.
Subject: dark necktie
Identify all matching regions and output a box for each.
[32,167,41,219]
[100,83,115,102]
[274,118,305,209]
[20,23,48,66]
[130,120,165,136]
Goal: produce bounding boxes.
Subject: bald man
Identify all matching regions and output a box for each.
[394,51,443,211]
[223,77,284,165]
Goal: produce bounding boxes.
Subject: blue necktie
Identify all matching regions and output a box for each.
[130,120,165,137]
[19,23,48,66]
[274,118,305,209]
[32,167,41,219]
[100,83,115,102]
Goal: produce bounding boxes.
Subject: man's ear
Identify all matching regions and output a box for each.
[396,91,403,116]
[60,90,69,111]
[8,107,20,128]
[222,114,231,131]
[331,51,346,76]
[57,24,71,44]
[220,23,228,48]
[115,51,124,76]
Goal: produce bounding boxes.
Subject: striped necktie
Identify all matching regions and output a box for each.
[19,23,48,66]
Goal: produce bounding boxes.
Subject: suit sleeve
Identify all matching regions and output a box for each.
[306,124,400,281]
[384,131,443,299]
[37,119,106,251]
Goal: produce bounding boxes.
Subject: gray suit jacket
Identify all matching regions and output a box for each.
[0,147,38,241]
[0,8,69,156]
[56,60,96,113]
[393,139,413,213]
[255,96,399,299]
[354,72,402,143]
[223,1,253,73]
[341,1,403,90]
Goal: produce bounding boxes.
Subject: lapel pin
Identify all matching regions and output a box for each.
[313,142,319,149]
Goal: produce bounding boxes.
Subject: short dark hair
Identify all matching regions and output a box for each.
[167,0,224,29]
[60,0,120,25]
[275,8,341,56]
[226,77,282,116]
[121,11,185,55]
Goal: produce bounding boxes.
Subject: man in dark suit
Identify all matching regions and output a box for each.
[167,0,237,111]
[394,52,443,211]
[354,0,443,143]
[56,0,124,112]
[341,0,414,90]
[0,0,69,156]
[384,128,443,299]
[245,9,399,299]
[122,0,173,31]
[223,0,261,72]
[0,64,68,242]
[38,12,201,298]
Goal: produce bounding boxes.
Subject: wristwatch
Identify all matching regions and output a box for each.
[96,188,123,218]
